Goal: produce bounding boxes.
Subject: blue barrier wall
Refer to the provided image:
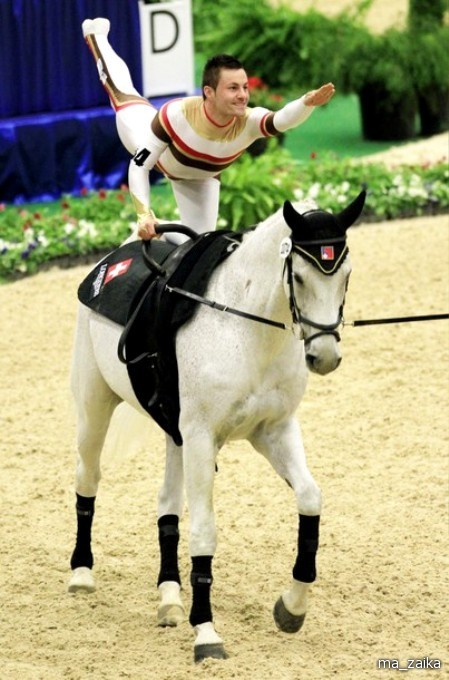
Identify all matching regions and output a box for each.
[0,0,144,203]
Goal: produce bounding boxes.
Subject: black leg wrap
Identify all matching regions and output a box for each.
[157,515,181,586]
[292,514,320,583]
[189,556,213,627]
[70,494,95,570]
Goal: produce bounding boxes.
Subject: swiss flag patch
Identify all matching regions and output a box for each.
[320,246,334,261]
[104,258,133,284]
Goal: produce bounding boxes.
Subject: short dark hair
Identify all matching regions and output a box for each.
[202,54,245,92]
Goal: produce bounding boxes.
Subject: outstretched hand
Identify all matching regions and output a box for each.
[304,83,335,107]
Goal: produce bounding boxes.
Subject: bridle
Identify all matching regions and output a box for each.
[283,237,347,346]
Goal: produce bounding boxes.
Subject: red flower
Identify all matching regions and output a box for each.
[310,151,317,160]
[61,200,70,209]
[98,189,107,199]
[116,193,125,202]
[80,187,88,196]
[248,76,266,91]
[33,212,42,220]
[0,203,6,212]
[120,183,129,191]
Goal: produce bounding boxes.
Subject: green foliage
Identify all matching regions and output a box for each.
[193,0,448,113]
[294,155,449,220]
[218,140,299,230]
[408,26,449,91]
[1,150,448,281]
[0,187,177,280]
[341,28,415,97]
[408,0,448,31]
[194,1,362,92]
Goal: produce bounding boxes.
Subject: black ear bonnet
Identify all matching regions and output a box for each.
[283,190,366,275]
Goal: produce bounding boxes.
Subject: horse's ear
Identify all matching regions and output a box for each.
[283,200,307,232]
[336,189,366,231]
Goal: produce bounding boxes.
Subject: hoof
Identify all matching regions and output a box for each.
[68,566,96,594]
[273,596,306,633]
[157,603,185,627]
[194,642,228,663]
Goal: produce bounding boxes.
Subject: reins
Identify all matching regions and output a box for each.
[166,283,449,336]
[165,285,293,331]
[344,313,449,327]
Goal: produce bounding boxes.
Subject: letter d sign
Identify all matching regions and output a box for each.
[151,11,179,53]
[139,0,195,98]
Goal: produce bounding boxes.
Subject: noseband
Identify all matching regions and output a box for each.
[284,238,347,346]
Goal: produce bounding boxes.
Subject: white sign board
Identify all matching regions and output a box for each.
[138,0,195,98]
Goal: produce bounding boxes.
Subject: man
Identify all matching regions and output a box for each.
[82,18,335,243]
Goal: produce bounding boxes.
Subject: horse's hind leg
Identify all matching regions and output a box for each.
[68,334,121,593]
[181,429,227,662]
[156,435,185,626]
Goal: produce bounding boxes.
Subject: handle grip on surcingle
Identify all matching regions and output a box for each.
[155,223,199,240]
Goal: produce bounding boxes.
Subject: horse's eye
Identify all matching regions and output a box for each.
[294,273,304,285]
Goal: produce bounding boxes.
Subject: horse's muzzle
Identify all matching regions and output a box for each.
[305,347,342,375]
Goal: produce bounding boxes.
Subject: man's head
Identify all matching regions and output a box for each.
[202,54,249,123]
[202,54,245,91]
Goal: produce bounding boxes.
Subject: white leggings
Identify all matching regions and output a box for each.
[91,34,221,242]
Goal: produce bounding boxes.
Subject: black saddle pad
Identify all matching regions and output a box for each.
[77,238,175,326]
[77,229,243,445]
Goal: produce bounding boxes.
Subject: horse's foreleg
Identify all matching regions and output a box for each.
[182,429,227,662]
[274,513,319,632]
[156,435,185,627]
[251,418,321,633]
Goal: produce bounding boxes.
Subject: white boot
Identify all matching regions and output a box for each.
[82,17,110,38]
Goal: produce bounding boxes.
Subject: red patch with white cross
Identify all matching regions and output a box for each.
[104,258,133,285]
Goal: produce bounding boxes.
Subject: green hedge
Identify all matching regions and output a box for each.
[1,148,448,281]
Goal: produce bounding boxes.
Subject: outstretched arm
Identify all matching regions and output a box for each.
[273,82,335,133]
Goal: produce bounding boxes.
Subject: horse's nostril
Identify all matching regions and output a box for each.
[306,353,316,367]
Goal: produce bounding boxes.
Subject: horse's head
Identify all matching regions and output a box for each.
[282,190,366,375]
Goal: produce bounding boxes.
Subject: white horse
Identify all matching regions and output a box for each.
[68,190,366,662]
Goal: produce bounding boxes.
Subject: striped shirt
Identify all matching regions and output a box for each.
[145,96,277,180]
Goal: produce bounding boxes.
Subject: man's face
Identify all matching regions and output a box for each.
[205,68,249,119]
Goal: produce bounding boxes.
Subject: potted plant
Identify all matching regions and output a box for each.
[408,0,448,33]
[407,0,449,138]
[342,28,418,141]
[409,27,449,136]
